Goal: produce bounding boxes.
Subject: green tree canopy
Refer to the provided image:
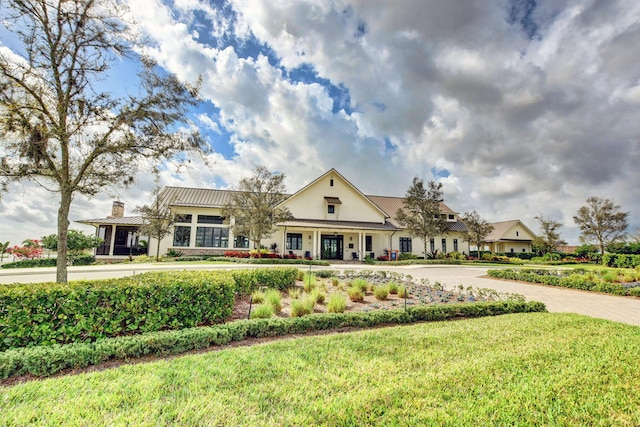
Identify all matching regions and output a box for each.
[0,0,207,282]
[534,215,567,255]
[460,210,494,256]
[573,197,629,261]
[135,186,177,261]
[395,178,447,257]
[222,166,293,250]
[41,229,101,263]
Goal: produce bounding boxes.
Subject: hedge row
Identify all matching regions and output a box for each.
[487,269,638,296]
[1,255,95,269]
[0,268,299,351]
[0,300,547,379]
[603,254,640,268]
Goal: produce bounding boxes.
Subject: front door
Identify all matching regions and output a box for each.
[321,235,343,260]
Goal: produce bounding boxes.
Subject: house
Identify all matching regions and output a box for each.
[78,169,532,260]
[483,220,536,254]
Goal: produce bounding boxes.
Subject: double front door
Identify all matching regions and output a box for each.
[321,235,343,260]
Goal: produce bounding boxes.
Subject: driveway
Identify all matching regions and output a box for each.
[1,262,639,327]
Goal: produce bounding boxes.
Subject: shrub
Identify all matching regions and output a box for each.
[629,287,640,297]
[374,286,389,301]
[351,278,369,294]
[288,288,301,299]
[0,270,236,350]
[250,304,274,319]
[310,289,326,304]
[388,282,399,294]
[290,298,314,317]
[348,287,364,302]
[327,294,347,313]
[397,285,408,298]
[251,290,265,304]
[264,289,282,313]
[331,277,339,286]
[0,301,547,379]
[315,270,336,278]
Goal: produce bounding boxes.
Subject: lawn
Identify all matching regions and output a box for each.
[2,312,639,426]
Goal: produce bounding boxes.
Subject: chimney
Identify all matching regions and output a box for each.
[109,201,125,218]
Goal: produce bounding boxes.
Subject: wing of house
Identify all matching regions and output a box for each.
[484,220,536,254]
[77,168,527,261]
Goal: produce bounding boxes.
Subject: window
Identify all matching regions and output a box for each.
[195,227,229,247]
[173,226,191,247]
[516,231,519,236]
[175,214,192,223]
[330,179,334,186]
[287,233,303,250]
[328,205,335,214]
[448,214,455,220]
[442,238,447,253]
[234,235,249,249]
[453,238,458,252]
[197,215,225,224]
[430,238,435,252]
[365,236,372,251]
[399,237,412,253]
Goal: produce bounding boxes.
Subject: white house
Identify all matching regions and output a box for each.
[78,169,534,260]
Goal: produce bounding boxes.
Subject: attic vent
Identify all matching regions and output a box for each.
[330,179,334,186]
[324,197,342,204]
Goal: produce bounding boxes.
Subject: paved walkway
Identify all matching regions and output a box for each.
[1,263,639,327]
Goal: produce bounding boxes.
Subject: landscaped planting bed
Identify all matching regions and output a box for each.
[0,268,542,380]
[488,268,640,297]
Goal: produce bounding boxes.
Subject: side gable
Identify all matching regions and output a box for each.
[486,220,536,242]
[279,169,388,223]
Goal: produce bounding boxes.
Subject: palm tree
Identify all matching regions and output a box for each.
[0,241,10,262]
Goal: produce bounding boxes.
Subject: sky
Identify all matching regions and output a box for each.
[1,0,639,246]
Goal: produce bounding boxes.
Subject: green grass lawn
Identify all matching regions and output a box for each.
[2,312,639,426]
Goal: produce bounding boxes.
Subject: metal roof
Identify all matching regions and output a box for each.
[278,218,399,231]
[76,216,145,226]
[324,196,342,204]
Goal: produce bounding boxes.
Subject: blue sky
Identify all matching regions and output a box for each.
[1,0,639,246]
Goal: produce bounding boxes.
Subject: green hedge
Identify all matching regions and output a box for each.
[231,267,299,294]
[603,254,640,268]
[0,271,236,350]
[487,269,631,296]
[1,255,95,269]
[0,301,546,379]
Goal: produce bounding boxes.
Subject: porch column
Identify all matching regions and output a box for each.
[358,232,364,261]
[109,226,117,256]
[313,230,318,259]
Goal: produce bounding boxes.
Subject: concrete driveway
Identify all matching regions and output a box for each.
[1,262,639,327]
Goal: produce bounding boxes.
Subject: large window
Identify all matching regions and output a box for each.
[197,215,225,224]
[234,235,250,249]
[195,227,229,247]
[173,226,191,247]
[441,238,447,253]
[287,233,303,250]
[399,237,412,253]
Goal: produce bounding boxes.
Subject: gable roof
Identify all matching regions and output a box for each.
[279,168,389,218]
[485,220,535,242]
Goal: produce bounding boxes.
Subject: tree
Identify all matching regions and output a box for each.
[573,197,629,260]
[41,229,102,264]
[222,166,293,251]
[0,241,10,262]
[459,210,494,257]
[0,0,206,283]
[395,178,447,257]
[134,186,177,261]
[534,215,567,255]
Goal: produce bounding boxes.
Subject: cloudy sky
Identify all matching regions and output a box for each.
[1,0,639,246]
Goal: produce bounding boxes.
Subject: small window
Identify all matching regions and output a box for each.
[197,215,225,224]
[430,238,435,252]
[516,231,519,236]
[287,233,303,250]
[448,214,455,220]
[453,238,458,252]
[366,236,372,252]
[328,205,335,214]
[442,238,447,253]
[234,235,249,249]
[175,214,192,223]
[330,179,334,186]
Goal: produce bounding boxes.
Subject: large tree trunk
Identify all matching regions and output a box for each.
[56,191,72,283]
